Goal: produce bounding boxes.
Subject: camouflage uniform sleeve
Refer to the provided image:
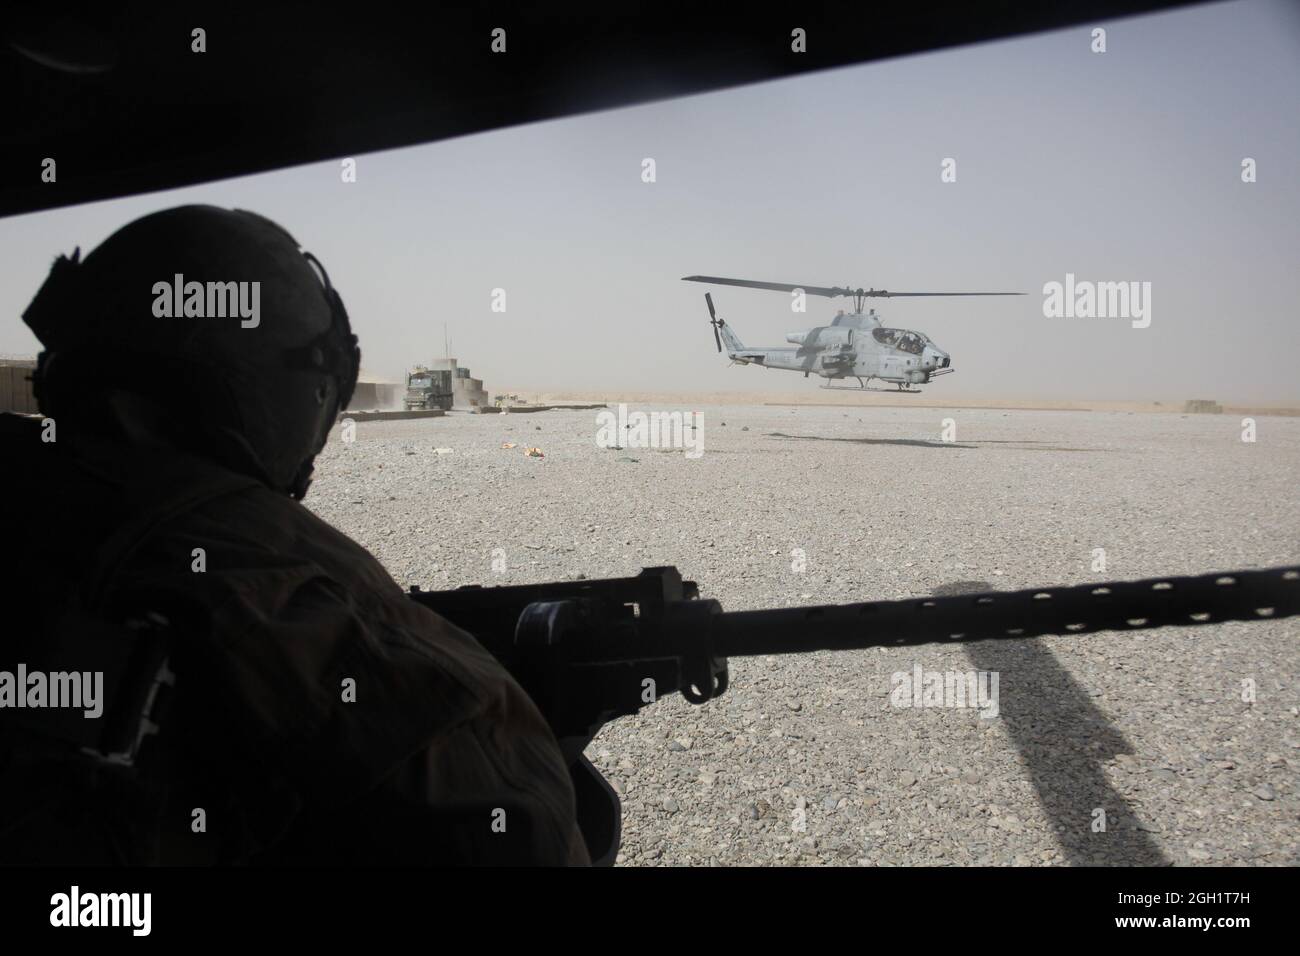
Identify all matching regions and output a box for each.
[290,590,593,865]
[120,486,591,865]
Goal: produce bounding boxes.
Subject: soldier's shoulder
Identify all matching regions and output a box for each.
[0,413,393,598]
[174,474,394,586]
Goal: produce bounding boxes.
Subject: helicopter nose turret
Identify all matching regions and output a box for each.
[923,345,950,369]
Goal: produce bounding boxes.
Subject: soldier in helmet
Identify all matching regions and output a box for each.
[0,206,589,865]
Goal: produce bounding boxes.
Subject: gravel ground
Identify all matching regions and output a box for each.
[307,404,1300,866]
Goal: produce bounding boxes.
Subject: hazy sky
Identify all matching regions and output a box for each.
[3,0,1298,402]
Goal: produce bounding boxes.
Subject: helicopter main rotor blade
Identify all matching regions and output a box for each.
[683,275,1024,299]
[705,293,722,352]
[684,275,844,297]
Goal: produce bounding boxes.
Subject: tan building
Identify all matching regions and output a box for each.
[0,357,38,415]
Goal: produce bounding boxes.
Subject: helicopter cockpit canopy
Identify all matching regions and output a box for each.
[872,328,928,354]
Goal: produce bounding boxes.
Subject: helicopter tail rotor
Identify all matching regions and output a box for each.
[705,292,723,353]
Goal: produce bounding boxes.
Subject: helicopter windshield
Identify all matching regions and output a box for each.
[872,328,926,354]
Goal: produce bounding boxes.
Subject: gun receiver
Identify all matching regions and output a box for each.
[409,564,1299,863]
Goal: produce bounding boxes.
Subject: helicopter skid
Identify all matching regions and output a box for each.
[819,384,923,394]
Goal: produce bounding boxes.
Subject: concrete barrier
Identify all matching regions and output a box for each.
[337,408,447,422]
[475,403,608,414]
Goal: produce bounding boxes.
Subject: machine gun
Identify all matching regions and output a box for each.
[409,564,1299,864]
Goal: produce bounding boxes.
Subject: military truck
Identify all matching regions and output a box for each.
[404,366,453,411]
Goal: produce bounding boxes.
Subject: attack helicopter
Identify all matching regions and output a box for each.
[684,275,1023,392]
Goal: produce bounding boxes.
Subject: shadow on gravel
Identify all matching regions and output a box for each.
[933,580,1170,867]
[767,433,1106,453]
[766,432,975,449]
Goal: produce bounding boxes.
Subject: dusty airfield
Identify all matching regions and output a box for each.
[308,404,1300,866]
